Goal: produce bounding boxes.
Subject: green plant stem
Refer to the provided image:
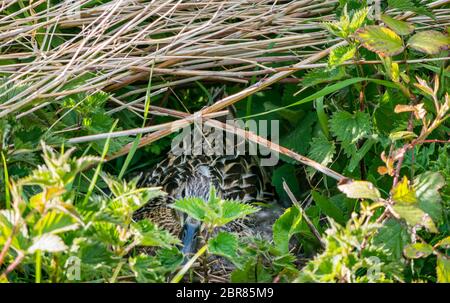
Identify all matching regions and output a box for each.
[1,152,11,209]
[171,244,208,283]
[35,250,42,283]
[83,119,118,205]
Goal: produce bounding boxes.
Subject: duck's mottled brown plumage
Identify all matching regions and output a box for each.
[133,153,272,235]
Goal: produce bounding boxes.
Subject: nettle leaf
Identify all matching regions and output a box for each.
[329,111,371,151]
[355,26,404,56]
[0,210,28,250]
[92,222,123,246]
[220,201,259,226]
[173,190,258,228]
[28,234,68,253]
[403,243,434,259]
[328,45,357,69]
[172,197,206,222]
[133,219,180,248]
[348,7,369,32]
[208,232,239,266]
[103,174,165,213]
[157,247,184,271]
[273,206,303,254]
[437,256,450,283]
[337,179,381,201]
[381,14,414,35]
[128,254,164,283]
[374,218,410,260]
[311,191,346,225]
[407,31,450,54]
[231,259,272,283]
[33,210,79,235]
[306,134,336,177]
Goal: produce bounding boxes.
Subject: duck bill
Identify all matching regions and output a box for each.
[181,220,200,257]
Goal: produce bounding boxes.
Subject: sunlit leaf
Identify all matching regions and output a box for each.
[337,179,381,201]
[437,256,450,283]
[381,14,414,35]
[408,31,450,54]
[355,26,404,56]
[328,45,357,68]
[34,210,79,235]
[392,176,417,204]
[28,234,68,253]
[403,243,433,259]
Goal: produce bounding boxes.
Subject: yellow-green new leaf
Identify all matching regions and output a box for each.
[437,256,450,283]
[403,243,433,259]
[328,45,357,68]
[408,31,450,55]
[391,176,417,204]
[355,26,404,56]
[381,14,414,35]
[337,179,381,201]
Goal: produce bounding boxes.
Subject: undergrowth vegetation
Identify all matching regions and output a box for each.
[0,0,449,283]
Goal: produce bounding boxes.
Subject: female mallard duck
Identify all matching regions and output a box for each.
[133,152,273,252]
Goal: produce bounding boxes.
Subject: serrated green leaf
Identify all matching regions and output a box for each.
[403,243,433,259]
[172,197,206,222]
[0,210,28,250]
[329,111,371,151]
[220,201,259,224]
[328,45,357,68]
[306,134,336,177]
[311,191,346,225]
[172,191,258,228]
[437,256,450,283]
[208,232,239,266]
[355,26,404,56]
[374,218,410,260]
[133,219,180,248]
[273,206,303,254]
[34,210,79,235]
[408,31,450,54]
[381,14,414,35]
[231,260,272,283]
[349,7,369,32]
[337,179,381,201]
